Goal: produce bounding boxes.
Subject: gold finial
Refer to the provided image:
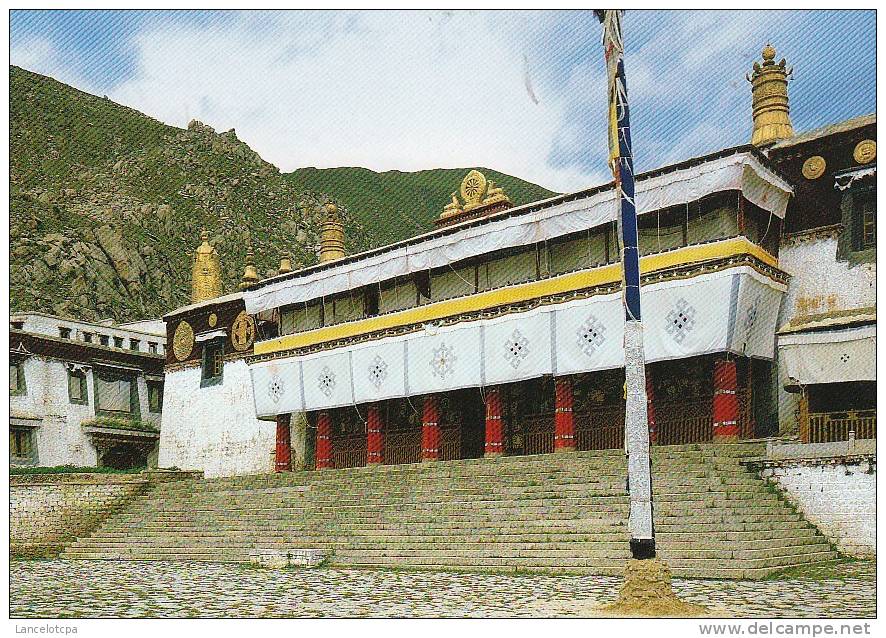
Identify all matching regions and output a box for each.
[319,201,345,263]
[748,43,794,146]
[191,230,222,303]
[239,246,260,290]
[278,252,293,274]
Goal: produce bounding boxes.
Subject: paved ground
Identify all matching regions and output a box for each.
[9,559,876,618]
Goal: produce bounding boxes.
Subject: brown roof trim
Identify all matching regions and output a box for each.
[9,330,165,374]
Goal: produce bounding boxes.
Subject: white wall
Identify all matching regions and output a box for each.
[159,360,276,478]
[10,356,160,467]
[12,357,98,467]
[778,235,875,326]
[776,233,876,433]
[761,458,875,558]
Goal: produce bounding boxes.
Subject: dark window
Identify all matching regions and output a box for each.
[11,321,24,330]
[83,332,93,343]
[363,285,380,317]
[201,340,225,387]
[148,342,158,354]
[10,428,36,464]
[854,189,876,251]
[415,271,431,301]
[129,339,140,351]
[94,369,139,416]
[59,327,71,339]
[10,361,26,396]
[147,381,164,413]
[68,369,88,405]
[113,336,124,348]
[99,335,110,346]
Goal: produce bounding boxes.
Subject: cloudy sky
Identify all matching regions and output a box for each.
[10,9,876,192]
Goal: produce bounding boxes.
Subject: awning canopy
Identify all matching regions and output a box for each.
[244,149,792,315]
[779,324,875,386]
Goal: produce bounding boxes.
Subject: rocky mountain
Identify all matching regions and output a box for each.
[10,66,556,323]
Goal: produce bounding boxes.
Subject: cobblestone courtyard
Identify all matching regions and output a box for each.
[9,559,876,618]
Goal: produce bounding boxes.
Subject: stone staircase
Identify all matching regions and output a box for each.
[60,443,837,578]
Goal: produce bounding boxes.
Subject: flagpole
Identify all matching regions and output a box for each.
[595,8,655,561]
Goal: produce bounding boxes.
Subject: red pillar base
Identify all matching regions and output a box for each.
[421,394,441,462]
[275,414,292,473]
[554,377,576,453]
[484,387,504,457]
[367,404,384,465]
[713,359,740,442]
[315,411,333,470]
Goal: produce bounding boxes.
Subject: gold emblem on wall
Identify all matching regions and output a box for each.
[460,170,487,210]
[231,311,256,351]
[801,155,826,180]
[853,139,876,165]
[172,321,195,361]
[208,313,218,328]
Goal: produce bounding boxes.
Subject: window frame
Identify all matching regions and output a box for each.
[67,368,89,405]
[10,427,37,464]
[10,359,27,396]
[853,187,876,251]
[93,367,140,417]
[201,338,225,387]
[147,381,164,413]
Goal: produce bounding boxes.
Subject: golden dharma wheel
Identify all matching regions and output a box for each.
[801,155,826,180]
[172,321,195,361]
[854,139,876,165]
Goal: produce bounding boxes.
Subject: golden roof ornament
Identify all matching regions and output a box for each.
[438,170,513,225]
[441,192,463,219]
[239,245,260,290]
[748,44,794,146]
[191,230,222,303]
[482,179,511,207]
[319,202,345,263]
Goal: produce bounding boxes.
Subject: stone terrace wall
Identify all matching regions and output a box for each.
[10,471,200,557]
[748,452,876,558]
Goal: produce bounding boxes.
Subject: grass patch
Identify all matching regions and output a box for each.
[11,465,146,475]
[761,557,864,581]
[81,415,159,433]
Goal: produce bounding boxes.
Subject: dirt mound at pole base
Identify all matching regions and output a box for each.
[600,558,710,618]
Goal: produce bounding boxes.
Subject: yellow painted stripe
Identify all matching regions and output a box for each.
[255,237,778,355]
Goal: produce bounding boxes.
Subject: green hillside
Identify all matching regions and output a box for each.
[10,66,556,322]
[10,66,374,322]
[287,166,558,244]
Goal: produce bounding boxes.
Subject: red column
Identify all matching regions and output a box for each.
[484,387,504,457]
[554,377,576,452]
[646,373,657,445]
[315,411,333,470]
[713,359,739,441]
[275,413,292,472]
[422,395,441,462]
[367,404,384,465]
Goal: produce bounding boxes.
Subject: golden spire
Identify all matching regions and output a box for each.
[748,44,794,146]
[319,202,345,263]
[191,230,222,303]
[278,252,293,274]
[239,245,260,290]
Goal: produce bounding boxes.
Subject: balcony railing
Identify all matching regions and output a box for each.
[805,410,876,444]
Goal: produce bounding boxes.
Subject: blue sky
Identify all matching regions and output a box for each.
[10,9,876,192]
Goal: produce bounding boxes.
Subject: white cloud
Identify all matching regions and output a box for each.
[105,11,595,193]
